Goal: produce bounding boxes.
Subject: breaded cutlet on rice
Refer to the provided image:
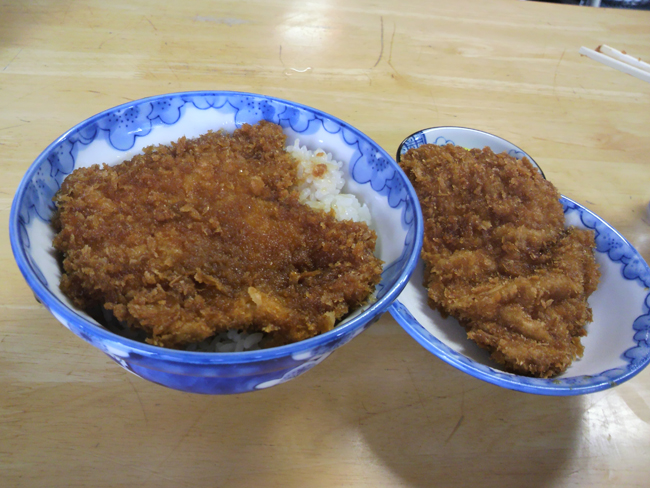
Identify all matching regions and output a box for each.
[53,122,382,349]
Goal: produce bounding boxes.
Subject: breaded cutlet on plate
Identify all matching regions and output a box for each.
[399,144,600,378]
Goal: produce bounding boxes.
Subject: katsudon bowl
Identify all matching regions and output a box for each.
[9,91,423,395]
[392,126,650,395]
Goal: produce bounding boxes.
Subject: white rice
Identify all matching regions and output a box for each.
[104,141,373,352]
[287,140,372,225]
[185,330,266,352]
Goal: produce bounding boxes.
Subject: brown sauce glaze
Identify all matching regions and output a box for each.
[53,122,382,348]
[400,144,600,378]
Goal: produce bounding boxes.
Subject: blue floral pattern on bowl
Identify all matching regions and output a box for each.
[10,91,424,395]
[391,126,650,395]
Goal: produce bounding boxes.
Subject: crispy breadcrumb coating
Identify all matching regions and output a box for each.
[400,144,599,377]
[53,122,382,348]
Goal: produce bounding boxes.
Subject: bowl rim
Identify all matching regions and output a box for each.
[9,90,424,365]
[396,125,546,179]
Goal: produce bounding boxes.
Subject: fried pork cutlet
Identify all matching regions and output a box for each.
[400,144,600,378]
[53,121,382,348]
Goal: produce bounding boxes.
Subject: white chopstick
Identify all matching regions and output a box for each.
[597,44,650,74]
[579,46,650,84]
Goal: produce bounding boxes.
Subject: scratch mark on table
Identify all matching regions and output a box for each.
[279,45,285,67]
[61,1,73,25]
[126,375,148,424]
[145,17,158,31]
[553,49,566,100]
[406,366,433,428]
[445,388,465,443]
[387,22,398,75]
[97,37,111,50]
[428,89,440,118]
[360,399,371,414]
[3,49,22,72]
[166,61,181,82]
[152,408,209,474]
[373,16,384,68]
[85,4,96,22]
[357,396,421,422]
[445,414,464,443]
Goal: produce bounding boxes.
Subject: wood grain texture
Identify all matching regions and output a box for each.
[1,1,649,487]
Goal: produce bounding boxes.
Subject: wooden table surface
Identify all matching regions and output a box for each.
[2,1,650,487]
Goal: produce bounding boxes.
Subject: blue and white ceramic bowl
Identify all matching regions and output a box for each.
[392,126,650,395]
[10,91,423,395]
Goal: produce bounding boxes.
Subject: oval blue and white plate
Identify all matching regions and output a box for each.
[390,126,650,395]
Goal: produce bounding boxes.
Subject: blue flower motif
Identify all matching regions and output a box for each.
[433,135,454,146]
[71,124,98,145]
[182,94,228,110]
[626,307,650,368]
[340,126,360,146]
[148,97,186,125]
[97,104,153,150]
[351,140,397,194]
[385,171,408,209]
[322,117,342,134]
[508,148,525,159]
[566,200,650,288]
[224,95,275,127]
[25,161,60,222]
[277,106,317,134]
[47,139,76,177]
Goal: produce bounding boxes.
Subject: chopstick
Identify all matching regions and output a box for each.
[597,45,650,74]
[579,45,650,83]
